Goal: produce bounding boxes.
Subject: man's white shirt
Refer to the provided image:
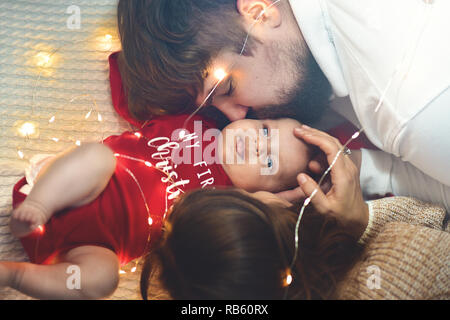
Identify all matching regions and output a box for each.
[290,0,450,211]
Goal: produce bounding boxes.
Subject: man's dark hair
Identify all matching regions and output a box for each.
[117,0,249,120]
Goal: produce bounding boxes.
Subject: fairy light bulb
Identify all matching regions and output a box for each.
[100,34,113,51]
[119,269,126,275]
[85,110,92,119]
[35,52,52,67]
[214,68,227,81]
[352,131,361,140]
[144,161,152,167]
[148,217,153,226]
[284,274,292,287]
[97,113,102,122]
[131,266,137,273]
[17,150,24,159]
[75,140,81,146]
[283,270,292,287]
[18,122,36,137]
[51,137,59,142]
[49,116,55,123]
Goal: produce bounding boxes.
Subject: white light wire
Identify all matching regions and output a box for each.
[284,2,435,299]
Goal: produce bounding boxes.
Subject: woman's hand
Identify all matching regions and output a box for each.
[275,151,332,204]
[294,125,369,239]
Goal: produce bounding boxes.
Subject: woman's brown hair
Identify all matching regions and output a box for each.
[117,0,255,121]
[140,188,363,300]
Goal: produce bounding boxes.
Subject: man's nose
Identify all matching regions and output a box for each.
[216,104,249,121]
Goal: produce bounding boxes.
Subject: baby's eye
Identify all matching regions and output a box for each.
[266,156,273,168]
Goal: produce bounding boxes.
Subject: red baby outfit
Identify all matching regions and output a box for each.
[13,51,234,265]
[12,115,232,266]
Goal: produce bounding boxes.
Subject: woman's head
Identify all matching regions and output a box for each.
[141,188,362,300]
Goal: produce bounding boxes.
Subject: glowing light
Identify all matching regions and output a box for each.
[119,270,126,274]
[49,116,55,123]
[37,225,44,234]
[97,113,102,122]
[51,137,59,142]
[178,130,186,140]
[99,34,113,51]
[131,266,137,273]
[285,273,292,286]
[18,122,36,137]
[17,150,24,159]
[85,110,92,119]
[144,161,152,167]
[352,131,361,140]
[134,132,142,138]
[214,68,227,81]
[35,52,52,67]
[114,153,120,157]
[148,217,153,226]
[75,140,81,146]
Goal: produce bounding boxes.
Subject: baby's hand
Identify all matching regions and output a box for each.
[10,200,50,238]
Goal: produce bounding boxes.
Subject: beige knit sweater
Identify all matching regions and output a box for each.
[337,197,449,299]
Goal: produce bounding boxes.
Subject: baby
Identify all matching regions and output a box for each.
[220,118,318,194]
[0,114,346,299]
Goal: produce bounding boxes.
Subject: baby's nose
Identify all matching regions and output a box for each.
[236,136,245,159]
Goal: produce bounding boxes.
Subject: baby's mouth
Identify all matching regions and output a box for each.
[236,136,245,159]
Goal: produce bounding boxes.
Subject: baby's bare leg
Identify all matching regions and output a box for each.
[10,143,116,238]
[0,245,119,299]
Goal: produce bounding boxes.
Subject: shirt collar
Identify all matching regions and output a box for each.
[289,0,348,97]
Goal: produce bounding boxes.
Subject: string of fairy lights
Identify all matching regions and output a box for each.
[15,32,187,274]
[13,0,436,292]
[177,0,436,298]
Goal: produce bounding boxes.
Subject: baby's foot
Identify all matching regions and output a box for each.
[10,200,49,238]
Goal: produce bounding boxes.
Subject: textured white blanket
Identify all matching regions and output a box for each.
[0,0,146,300]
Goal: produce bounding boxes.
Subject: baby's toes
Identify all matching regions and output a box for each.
[10,207,44,238]
[11,207,26,221]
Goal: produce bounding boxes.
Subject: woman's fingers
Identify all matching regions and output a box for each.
[295,126,356,183]
[275,186,306,204]
[297,174,329,214]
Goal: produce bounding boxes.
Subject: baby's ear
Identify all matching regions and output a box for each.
[251,191,292,208]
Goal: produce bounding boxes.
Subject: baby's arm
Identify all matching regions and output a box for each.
[10,143,116,237]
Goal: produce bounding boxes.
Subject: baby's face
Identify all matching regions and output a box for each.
[219,118,314,193]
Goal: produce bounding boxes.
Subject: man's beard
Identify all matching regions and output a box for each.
[248,48,332,125]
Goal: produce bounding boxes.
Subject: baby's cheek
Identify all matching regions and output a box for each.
[226,164,260,192]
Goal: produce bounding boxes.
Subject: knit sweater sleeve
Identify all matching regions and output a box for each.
[358,196,448,245]
[339,222,450,300]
